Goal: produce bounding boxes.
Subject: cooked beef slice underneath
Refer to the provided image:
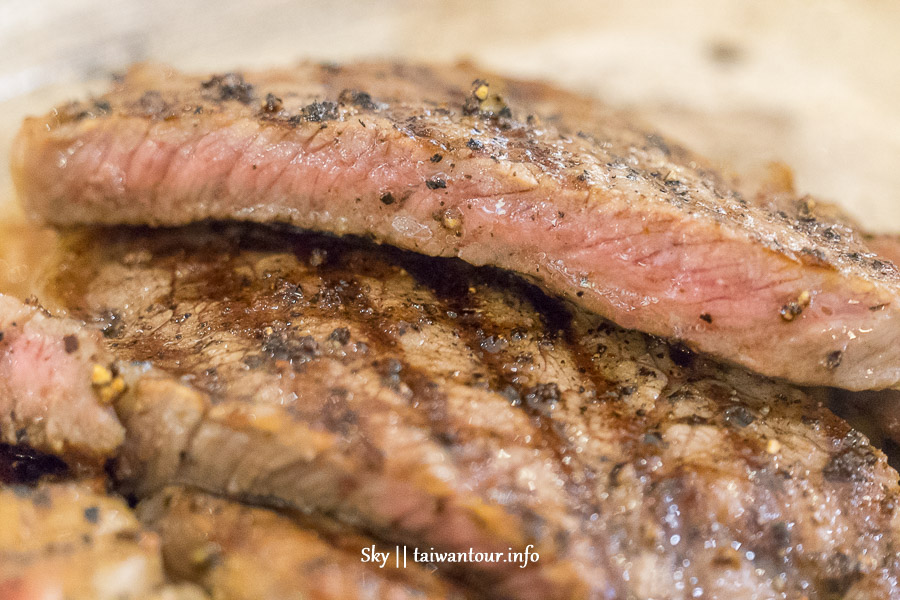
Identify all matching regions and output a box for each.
[16,62,900,390]
[0,294,124,466]
[0,441,451,600]
[0,477,208,600]
[138,487,470,600]
[44,223,900,600]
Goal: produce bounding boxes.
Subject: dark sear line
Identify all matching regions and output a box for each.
[290,244,612,593]
[399,255,626,597]
[44,222,900,600]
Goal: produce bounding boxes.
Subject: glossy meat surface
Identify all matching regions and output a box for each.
[139,487,470,600]
[0,294,124,465]
[15,62,900,389]
[46,224,900,599]
[0,479,170,600]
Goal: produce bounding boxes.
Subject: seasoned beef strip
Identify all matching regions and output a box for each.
[0,478,206,600]
[14,61,900,390]
[138,487,470,600]
[0,294,124,465]
[46,224,900,600]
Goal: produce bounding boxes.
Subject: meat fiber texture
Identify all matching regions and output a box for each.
[39,223,900,600]
[0,294,124,465]
[0,477,207,600]
[13,61,900,391]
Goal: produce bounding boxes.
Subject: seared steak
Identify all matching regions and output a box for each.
[139,487,470,600]
[46,224,900,599]
[14,61,900,390]
[0,478,205,600]
[0,294,124,465]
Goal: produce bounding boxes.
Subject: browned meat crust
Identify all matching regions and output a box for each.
[0,478,184,600]
[15,61,900,390]
[138,487,471,600]
[44,224,900,599]
[0,294,124,466]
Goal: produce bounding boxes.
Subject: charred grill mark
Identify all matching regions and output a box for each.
[47,223,900,598]
[313,272,461,449]
[396,252,622,591]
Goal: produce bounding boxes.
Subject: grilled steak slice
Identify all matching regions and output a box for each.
[48,224,900,600]
[15,61,900,390]
[0,294,124,465]
[0,479,172,600]
[139,487,469,600]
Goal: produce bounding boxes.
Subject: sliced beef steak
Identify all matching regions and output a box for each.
[0,478,205,600]
[14,61,900,390]
[0,294,124,465]
[47,224,900,600]
[139,487,469,600]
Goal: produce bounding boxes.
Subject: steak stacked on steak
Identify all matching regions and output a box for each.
[138,487,471,600]
[14,61,900,390]
[0,475,206,600]
[40,223,900,600]
[0,293,459,600]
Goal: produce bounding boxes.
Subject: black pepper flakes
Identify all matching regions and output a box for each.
[466,138,484,150]
[380,193,396,205]
[262,330,320,366]
[823,446,876,482]
[301,101,339,122]
[523,383,561,408]
[780,290,811,322]
[462,79,511,118]
[262,93,283,113]
[825,350,843,370]
[137,91,169,118]
[426,178,447,190]
[328,327,351,345]
[100,311,124,339]
[93,99,111,114]
[723,405,755,428]
[642,431,667,447]
[63,335,79,354]
[699,313,713,323]
[780,303,803,321]
[478,334,507,354]
[201,73,255,104]
[338,89,377,110]
[83,506,100,524]
[430,154,443,163]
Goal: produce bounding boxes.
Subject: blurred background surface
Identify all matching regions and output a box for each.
[1,0,898,230]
